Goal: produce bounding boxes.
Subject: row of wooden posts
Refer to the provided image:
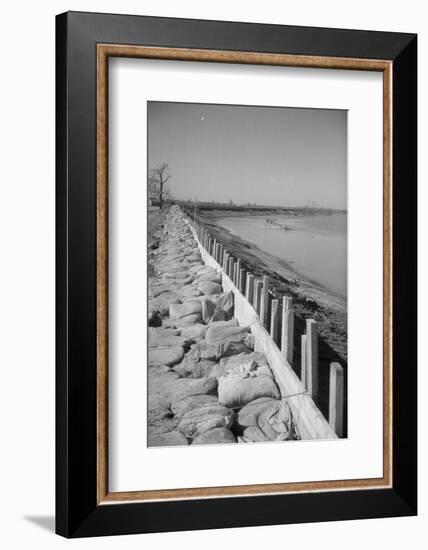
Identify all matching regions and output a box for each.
[186,212,344,437]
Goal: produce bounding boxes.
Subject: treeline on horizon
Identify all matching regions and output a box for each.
[173,199,346,215]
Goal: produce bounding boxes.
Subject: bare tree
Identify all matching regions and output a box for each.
[149,163,171,209]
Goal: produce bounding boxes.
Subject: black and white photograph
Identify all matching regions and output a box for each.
[147,101,347,447]
[0,0,420,545]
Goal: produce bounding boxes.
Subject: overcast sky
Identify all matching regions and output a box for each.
[148,102,347,209]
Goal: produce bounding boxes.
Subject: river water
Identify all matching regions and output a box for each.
[215,212,347,297]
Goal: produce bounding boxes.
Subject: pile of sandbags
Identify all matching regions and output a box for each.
[147,206,297,448]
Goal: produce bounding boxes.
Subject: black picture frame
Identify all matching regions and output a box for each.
[56,11,417,538]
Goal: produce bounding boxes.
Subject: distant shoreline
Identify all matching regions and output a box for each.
[176,202,347,217]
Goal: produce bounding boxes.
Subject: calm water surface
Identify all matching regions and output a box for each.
[216,212,347,297]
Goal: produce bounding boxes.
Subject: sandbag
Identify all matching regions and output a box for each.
[236,398,292,436]
[242,426,270,443]
[191,265,216,276]
[162,274,193,286]
[180,294,205,304]
[148,370,180,403]
[197,281,222,295]
[177,286,202,298]
[208,319,238,328]
[177,405,234,439]
[169,301,202,320]
[180,324,208,340]
[170,377,218,404]
[149,283,180,298]
[149,293,182,316]
[174,313,202,327]
[148,417,180,435]
[171,394,218,417]
[205,325,249,346]
[220,351,268,370]
[192,427,237,445]
[149,327,180,337]
[188,264,206,274]
[217,291,234,318]
[218,376,280,409]
[187,340,252,363]
[200,298,227,324]
[209,363,229,380]
[201,299,216,323]
[162,270,190,280]
[148,393,171,423]
[194,272,222,284]
[148,333,191,349]
[173,358,217,379]
[210,306,226,323]
[148,430,189,447]
[218,340,253,357]
[148,345,185,367]
[218,352,273,379]
[260,422,281,440]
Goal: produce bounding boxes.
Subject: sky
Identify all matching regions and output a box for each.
[147,102,347,209]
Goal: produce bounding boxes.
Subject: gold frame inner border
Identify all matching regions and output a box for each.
[96,44,393,505]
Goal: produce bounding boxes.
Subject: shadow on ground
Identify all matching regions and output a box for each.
[24,515,55,533]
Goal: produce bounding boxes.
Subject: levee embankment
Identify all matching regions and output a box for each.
[147,206,337,447]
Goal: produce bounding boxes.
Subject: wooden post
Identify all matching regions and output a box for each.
[301,334,307,388]
[281,297,294,365]
[246,273,254,304]
[329,362,344,437]
[239,269,245,294]
[219,244,224,266]
[260,291,266,327]
[223,251,229,272]
[270,299,280,344]
[253,278,259,308]
[212,238,217,259]
[260,276,269,328]
[306,319,318,403]
[232,261,237,285]
[254,280,263,315]
[236,258,241,288]
[228,257,234,279]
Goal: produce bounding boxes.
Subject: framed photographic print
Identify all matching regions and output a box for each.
[56,11,417,538]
